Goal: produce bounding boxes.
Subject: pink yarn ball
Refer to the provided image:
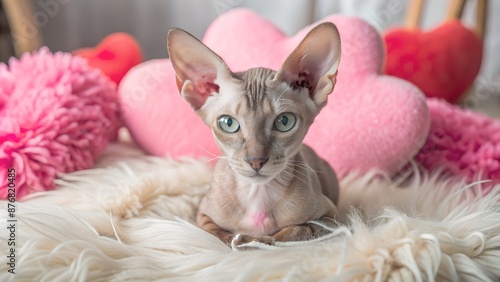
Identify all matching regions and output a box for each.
[0,48,121,199]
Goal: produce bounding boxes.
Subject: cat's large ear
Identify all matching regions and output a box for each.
[167,28,232,110]
[276,22,341,107]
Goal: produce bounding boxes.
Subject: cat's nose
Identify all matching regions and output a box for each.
[246,157,268,171]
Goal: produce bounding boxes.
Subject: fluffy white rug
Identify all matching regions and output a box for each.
[1,142,500,281]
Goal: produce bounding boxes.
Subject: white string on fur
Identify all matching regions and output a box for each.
[231,234,242,251]
[232,225,352,250]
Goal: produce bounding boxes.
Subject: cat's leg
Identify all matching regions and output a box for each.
[271,217,337,242]
[197,212,235,244]
[197,213,274,246]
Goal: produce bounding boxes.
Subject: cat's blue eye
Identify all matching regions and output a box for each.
[274,113,296,132]
[218,115,240,133]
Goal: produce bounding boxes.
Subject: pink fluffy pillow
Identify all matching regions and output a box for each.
[0,48,121,199]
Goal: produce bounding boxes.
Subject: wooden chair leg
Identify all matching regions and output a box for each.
[1,0,42,56]
[0,1,16,62]
[404,0,425,29]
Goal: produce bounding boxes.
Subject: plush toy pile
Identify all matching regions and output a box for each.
[119,11,431,179]
[120,8,500,185]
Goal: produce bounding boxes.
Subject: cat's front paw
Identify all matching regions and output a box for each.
[231,234,275,250]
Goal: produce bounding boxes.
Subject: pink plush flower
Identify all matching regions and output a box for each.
[0,48,121,199]
[416,98,500,183]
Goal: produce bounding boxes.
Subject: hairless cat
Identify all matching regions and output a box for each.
[167,22,341,247]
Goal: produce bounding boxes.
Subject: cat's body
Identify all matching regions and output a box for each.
[200,143,338,238]
[167,22,342,245]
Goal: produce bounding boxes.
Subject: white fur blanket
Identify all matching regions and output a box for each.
[1,142,500,281]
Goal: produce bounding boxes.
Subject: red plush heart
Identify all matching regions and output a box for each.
[384,20,483,103]
[74,33,143,85]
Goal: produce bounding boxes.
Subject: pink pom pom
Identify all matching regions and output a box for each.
[0,48,121,199]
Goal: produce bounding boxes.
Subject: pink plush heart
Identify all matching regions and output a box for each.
[119,9,430,177]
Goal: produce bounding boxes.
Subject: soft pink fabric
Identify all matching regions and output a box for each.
[0,48,121,199]
[119,9,430,178]
[416,98,500,183]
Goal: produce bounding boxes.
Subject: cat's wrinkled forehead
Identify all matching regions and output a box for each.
[233,67,277,111]
[212,66,318,120]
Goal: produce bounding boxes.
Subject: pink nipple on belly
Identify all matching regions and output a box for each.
[251,211,267,227]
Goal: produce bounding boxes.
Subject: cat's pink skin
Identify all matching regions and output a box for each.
[251,212,267,227]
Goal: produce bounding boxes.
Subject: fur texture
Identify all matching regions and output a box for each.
[1,141,499,281]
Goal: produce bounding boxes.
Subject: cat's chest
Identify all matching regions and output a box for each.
[236,184,286,236]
